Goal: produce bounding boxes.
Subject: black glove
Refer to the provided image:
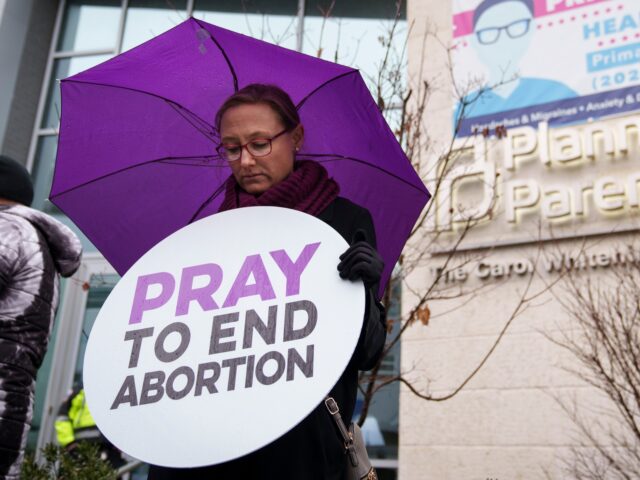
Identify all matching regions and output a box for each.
[337,229,384,288]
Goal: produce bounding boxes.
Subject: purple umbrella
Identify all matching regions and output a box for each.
[52,18,429,295]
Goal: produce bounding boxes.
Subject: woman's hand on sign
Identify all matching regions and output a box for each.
[337,230,384,288]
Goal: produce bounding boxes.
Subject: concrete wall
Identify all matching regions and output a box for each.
[0,0,59,164]
[400,245,582,478]
[400,1,636,478]
[0,0,33,155]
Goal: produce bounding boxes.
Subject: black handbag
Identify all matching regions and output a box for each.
[324,397,378,480]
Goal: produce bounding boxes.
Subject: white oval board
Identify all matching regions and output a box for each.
[83,206,364,467]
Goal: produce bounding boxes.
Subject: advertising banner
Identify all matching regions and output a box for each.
[452,0,640,136]
[83,207,365,467]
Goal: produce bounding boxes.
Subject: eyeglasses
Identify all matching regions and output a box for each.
[216,128,289,162]
[475,18,531,45]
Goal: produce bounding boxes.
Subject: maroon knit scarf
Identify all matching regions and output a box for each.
[218,160,340,216]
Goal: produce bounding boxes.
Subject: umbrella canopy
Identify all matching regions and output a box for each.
[52,17,429,295]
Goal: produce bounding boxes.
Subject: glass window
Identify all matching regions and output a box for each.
[193,0,299,49]
[121,0,188,53]
[41,54,112,130]
[31,135,59,212]
[30,5,405,476]
[356,278,401,478]
[303,1,406,86]
[360,382,399,457]
[73,274,120,386]
[57,0,122,52]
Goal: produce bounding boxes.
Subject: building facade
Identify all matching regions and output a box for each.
[401,0,640,478]
[0,0,403,478]
[5,0,639,478]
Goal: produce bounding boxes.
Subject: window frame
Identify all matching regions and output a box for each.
[29,1,402,473]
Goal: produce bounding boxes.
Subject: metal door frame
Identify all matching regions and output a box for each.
[36,253,117,454]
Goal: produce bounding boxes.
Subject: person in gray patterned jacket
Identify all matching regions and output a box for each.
[0,155,82,479]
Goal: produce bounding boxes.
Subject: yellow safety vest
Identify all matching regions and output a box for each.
[55,389,97,447]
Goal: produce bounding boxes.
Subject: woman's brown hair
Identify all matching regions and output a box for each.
[215,83,300,132]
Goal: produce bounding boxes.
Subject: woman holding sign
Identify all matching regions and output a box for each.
[147,84,386,479]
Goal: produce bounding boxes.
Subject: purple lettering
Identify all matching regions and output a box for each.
[175,263,223,316]
[129,272,175,324]
[270,242,320,296]
[223,254,276,308]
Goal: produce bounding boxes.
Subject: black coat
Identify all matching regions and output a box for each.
[0,206,82,479]
[148,197,386,480]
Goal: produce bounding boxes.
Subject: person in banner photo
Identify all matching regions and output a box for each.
[455,0,577,121]
[147,84,387,479]
[0,156,82,480]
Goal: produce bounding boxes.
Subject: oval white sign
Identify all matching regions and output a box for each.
[83,206,364,467]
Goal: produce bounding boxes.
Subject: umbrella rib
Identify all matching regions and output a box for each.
[50,154,221,199]
[187,180,228,225]
[63,78,217,134]
[157,159,226,167]
[192,18,239,92]
[295,70,359,111]
[166,102,219,143]
[298,153,429,197]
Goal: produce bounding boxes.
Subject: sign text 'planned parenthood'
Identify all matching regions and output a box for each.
[83,207,364,468]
